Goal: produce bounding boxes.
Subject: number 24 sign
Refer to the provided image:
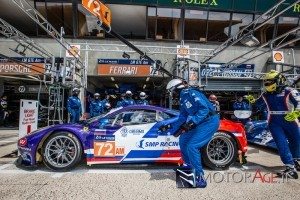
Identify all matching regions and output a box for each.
[82,0,112,27]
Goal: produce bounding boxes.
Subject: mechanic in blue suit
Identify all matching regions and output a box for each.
[120,90,135,107]
[233,96,250,124]
[136,92,149,105]
[165,79,220,188]
[89,93,103,118]
[67,88,82,123]
[246,70,300,179]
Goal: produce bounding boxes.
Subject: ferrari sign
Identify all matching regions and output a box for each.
[272,51,284,63]
[82,0,111,27]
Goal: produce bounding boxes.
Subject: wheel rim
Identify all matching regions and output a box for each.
[206,135,234,166]
[44,135,77,168]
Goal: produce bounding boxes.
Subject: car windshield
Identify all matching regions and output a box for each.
[86,107,123,124]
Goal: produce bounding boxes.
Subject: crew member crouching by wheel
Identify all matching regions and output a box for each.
[163,79,220,188]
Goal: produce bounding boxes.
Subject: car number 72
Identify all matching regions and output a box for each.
[94,142,115,157]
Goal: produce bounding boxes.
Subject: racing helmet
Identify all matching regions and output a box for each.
[72,88,80,95]
[139,92,146,100]
[166,79,186,91]
[94,93,100,99]
[105,103,111,109]
[125,90,132,98]
[209,94,217,102]
[264,70,286,92]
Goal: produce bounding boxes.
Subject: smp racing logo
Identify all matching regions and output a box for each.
[136,140,179,149]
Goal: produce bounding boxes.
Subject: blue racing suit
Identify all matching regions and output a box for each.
[136,99,149,105]
[255,87,300,166]
[67,95,82,123]
[233,101,250,110]
[120,98,135,107]
[89,99,103,118]
[171,88,220,176]
[233,101,250,124]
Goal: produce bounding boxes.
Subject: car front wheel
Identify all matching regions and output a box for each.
[42,132,82,171]
[202,132,237,170]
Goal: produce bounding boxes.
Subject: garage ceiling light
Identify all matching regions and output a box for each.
[240,35,260,47]
[143,85,146,89]
[111,77,115,81]
[122,52,130,59]
[146,77,150,82]
[115,84,119,89]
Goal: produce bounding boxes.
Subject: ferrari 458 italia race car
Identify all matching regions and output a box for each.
[17,105,248,171]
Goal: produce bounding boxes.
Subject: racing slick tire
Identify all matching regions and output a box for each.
[42,132,82,171]
[202,132,238,170]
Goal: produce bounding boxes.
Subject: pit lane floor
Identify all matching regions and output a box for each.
[0,130,299,200]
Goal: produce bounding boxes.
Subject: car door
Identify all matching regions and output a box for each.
[154,111,181,163]
[90,113,124,164]
[114,109,160,163]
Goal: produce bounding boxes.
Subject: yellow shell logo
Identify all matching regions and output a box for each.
[68,46,79,56]
[274,52,283,62]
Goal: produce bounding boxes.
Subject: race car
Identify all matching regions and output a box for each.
[17,105,248,171]
[244,120,277,149]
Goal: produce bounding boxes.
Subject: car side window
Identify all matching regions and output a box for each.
[112,110,159,126]
[156,111,174,121]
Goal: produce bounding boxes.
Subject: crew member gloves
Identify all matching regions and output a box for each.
[244,95,256,104]
[285,110,300,122]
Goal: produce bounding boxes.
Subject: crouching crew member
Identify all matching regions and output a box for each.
[165,79,220,188]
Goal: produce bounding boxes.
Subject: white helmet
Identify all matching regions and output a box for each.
[105,103,111,109]
[94,93,100,96]
[72,88,80,94]
[166,79,185,91]
[140,92,146,100]
[126,90,132,95]
[72,87,80,92]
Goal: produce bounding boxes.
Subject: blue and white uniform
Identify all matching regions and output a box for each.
[171,88,220,176]
[233,101,250,110]
[120,98,135,107]
[67,96,82,123]
[255,87,300,166]
[89,99,103,118]
[136,99,149,105]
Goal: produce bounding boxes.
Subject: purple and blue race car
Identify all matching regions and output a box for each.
[17,105,248,171]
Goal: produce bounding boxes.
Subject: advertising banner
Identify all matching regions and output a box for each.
[19,100,39,138]
[200,63,255,78]
[97,59,158,76]
[0,57,45,75]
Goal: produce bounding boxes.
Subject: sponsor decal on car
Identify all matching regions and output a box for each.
[136,140,179,149]
[121,127,145,136]
[94,135,115,141]
[81,127,89,133]
[19,146,32,151]
[21,152,32,163]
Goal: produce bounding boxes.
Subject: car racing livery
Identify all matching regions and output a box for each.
[17,105,248,171]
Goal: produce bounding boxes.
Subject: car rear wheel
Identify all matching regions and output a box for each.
[202,132,237,170]
[42,132,82,171]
